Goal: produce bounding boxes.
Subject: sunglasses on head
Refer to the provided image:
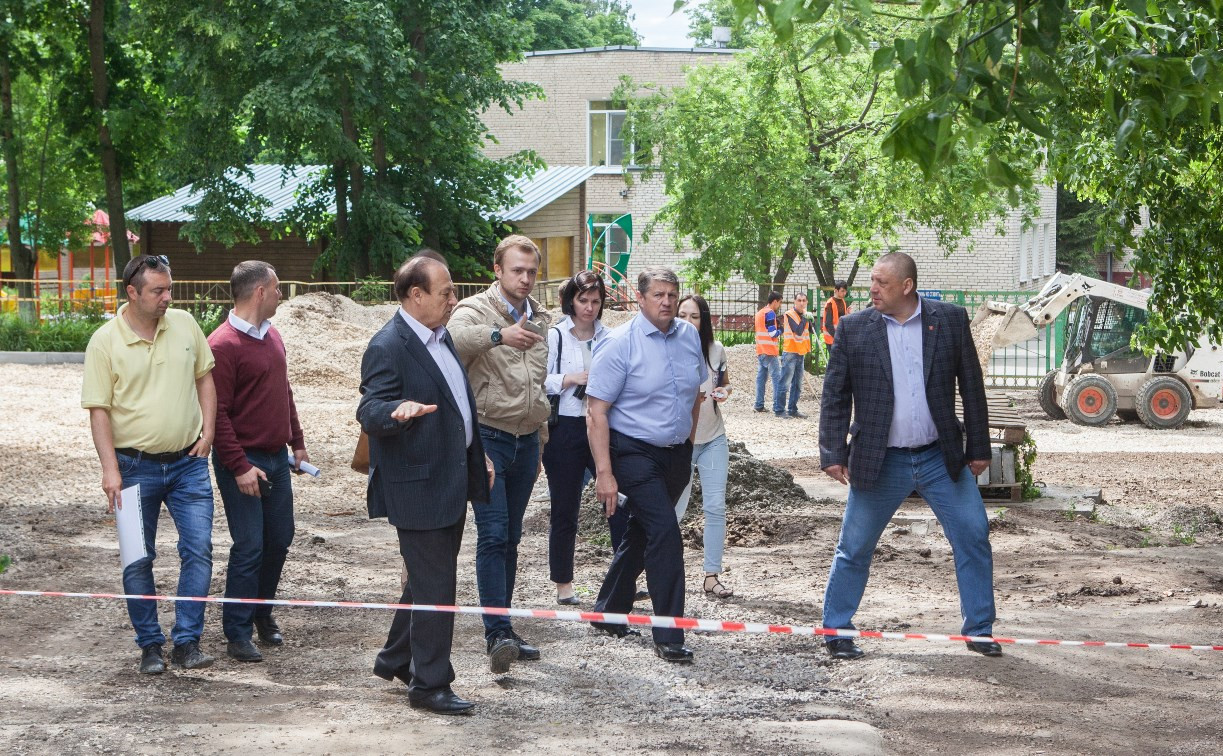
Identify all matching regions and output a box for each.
[124,255,170,289]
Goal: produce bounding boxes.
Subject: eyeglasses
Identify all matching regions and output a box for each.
[123,255,170,289]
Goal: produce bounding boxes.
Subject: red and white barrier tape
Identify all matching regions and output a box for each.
[2,589,1220,652]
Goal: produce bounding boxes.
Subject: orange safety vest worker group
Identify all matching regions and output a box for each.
[821,281,850,346]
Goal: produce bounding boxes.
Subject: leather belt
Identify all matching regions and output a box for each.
[115,445,194,463]
[889,441,939,454]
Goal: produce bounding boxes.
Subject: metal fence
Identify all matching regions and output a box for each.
[2,276,1061,387]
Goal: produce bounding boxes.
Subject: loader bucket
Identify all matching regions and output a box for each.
[971,302,1040,351]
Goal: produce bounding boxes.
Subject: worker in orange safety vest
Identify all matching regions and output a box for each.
[753,291,783,413]
[821,281,850,346]
[777,293,813,418]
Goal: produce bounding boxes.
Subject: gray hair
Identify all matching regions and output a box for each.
[636,266,680,296]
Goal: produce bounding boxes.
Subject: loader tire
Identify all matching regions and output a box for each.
[1037,370,1067,420]
[1135,376,1192,430]
[1064,375,1117,426]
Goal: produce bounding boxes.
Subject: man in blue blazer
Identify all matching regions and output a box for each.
[818,252,1000,660]
[358,252,493,714]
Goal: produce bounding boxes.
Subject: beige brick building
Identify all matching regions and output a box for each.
[484,46,1059,295]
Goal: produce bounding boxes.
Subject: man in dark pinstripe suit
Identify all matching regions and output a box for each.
[818,252,1001,660]
[358,253,493,714]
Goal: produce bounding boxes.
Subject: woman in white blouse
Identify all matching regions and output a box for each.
[675,294,734,598]
[543,271,628,605]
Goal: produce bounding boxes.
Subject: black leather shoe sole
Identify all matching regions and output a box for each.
[488,639,520,674]
[966,640,1003,657]
[227,641,264,662]
[592,622,642,639]
[408,692,475,715]
[514,643,541,661]
[654,643,694,663]
[254,618,284,646]
[373,660,410,686]
[825,639,865,660]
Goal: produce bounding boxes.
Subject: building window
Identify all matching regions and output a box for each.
[588,101,646,168]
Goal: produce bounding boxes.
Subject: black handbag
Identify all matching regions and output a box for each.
[548,326,562,428]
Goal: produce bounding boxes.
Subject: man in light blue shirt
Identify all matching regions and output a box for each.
[586,266,706,663]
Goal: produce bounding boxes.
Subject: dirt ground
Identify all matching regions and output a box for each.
[2,296,1221,755]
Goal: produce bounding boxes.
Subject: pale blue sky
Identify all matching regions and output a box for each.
[630,0,695,47]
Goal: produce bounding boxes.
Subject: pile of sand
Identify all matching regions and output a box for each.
[276,293,395,393]
[971,311,1005,379]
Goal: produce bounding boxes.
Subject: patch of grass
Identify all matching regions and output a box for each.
[1171,524,1197,546]
[0,554,10,574]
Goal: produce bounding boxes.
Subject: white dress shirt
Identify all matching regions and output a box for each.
[228,310,271,339]
[398,308,473,448]
[545,316,607,417]
[883,298,939,448]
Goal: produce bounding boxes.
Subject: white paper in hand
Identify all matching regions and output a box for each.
[115,485,147,568]
[287,450,321,477]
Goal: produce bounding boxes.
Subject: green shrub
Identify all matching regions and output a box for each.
[0,302,223,351]
[0,554,10,574]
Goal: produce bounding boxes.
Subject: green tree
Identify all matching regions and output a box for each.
[155,0,542,279]
[621,23,1036,302]
[511,1,640,50]
[686,0,761,48]
[1054,186,1105,276]
[711,2,1223,348]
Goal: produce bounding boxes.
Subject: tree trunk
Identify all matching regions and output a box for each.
[770,236,799,293]
[0,55,33,318]
[88,0,131,286]
[339,86,369,279]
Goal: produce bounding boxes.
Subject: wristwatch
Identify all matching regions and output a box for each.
[490,327,502,345]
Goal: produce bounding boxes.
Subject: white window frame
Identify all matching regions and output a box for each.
[587,101,642,173]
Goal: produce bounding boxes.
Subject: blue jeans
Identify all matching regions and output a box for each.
[116,451,214,649]
[754,354,781,411]
[212,447,295,642]
[674,434,729,573]
[777,352,806,414]
[822,446,996,637]
[474,425,540,638]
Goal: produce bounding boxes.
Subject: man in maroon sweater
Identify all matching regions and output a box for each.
[208,260,309,662]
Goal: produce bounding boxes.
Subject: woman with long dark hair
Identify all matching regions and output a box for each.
[542,271,627,605]
[675,293,734,598]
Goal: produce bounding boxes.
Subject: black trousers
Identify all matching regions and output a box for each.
[543,415,629,583]
[594,431,693,645]
[375,516,465,694]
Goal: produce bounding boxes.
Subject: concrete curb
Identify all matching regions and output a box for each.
[0,351,86,365]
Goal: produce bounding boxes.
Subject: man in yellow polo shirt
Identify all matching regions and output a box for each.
[82,254,218,675]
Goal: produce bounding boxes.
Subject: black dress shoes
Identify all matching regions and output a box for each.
[408,687,475,715]
[508,631,541,661]
[226,638,264,662]
[654,643,694,663]
[486,630,520,673]
[825,637,865,660]
[372,659,411,686]
[254,616,284,646]
[591,621,642,638]
[966,639,1004,657]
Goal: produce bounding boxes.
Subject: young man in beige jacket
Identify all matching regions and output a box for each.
[448,235,551,673]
